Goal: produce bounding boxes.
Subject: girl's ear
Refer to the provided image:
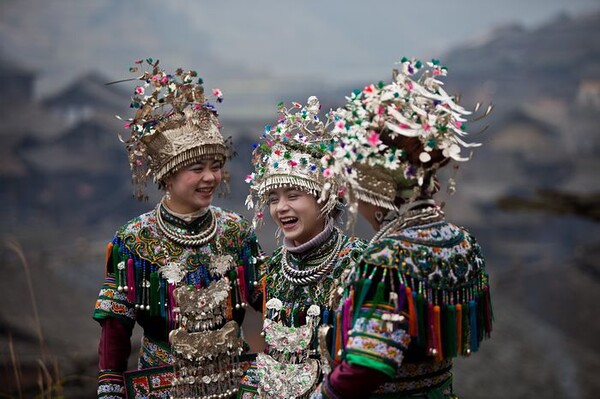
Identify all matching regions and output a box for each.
[163,176,172,191]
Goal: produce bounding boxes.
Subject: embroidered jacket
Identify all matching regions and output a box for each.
[93,205,263,399]
[238,228,366,398]
[321,218,493,399]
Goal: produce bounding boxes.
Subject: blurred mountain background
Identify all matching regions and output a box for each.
[0,1,599,398]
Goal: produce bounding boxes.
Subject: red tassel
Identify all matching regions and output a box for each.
[456,304,463,355]
[334,312,342,362]
[342,296,352,347]
[127,259,135,302]
[427,302,435,356]
[406,287,418,337]
[237,266,247,302]
[433,305,443,361]
[483,286,493,336]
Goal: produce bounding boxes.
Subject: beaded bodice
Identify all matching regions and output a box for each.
[115,205,256,287]
[94,205,263,398]
[264,229,365,327]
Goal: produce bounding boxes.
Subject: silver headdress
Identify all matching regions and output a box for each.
[115,58,228,200]
[321,57,492,218]
[245,96,340,228]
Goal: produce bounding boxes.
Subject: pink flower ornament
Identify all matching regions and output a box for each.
[367,130,381,147]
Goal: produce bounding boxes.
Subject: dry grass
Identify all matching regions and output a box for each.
[3,239,65,399]
[7,335,22,399]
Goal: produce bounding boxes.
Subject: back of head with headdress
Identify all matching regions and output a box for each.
[115,58,229,200]
[322,57,492,218]
[246,96,341,228]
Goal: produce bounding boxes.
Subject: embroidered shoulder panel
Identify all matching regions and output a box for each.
[115,206,252,270]
[361,221,485,289]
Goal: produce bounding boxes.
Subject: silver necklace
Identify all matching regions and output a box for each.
[281,230,344,286]
[155,204,218,247]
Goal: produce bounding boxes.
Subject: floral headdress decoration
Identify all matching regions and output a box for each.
[321,57,492,217]
[245,96,341,228]
[115,58,229,200]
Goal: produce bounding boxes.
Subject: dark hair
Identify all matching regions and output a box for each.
[378,134,448,206]
[380,134,450,169]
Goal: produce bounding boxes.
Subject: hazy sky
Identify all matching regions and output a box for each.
[1,0,598,115]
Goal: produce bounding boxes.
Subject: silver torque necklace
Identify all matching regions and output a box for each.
[155,204,218,247]
[281,230,344,286]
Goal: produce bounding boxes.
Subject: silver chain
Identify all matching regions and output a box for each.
[281,230,344,286]
[155,204,218,247]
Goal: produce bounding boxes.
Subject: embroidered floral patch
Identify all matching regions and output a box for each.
[346,315,410,368]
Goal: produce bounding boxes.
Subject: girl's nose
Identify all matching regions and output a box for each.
[276,198,290,212]
[201,171,216,182]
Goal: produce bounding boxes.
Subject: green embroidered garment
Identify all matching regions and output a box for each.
[93,205,263,399]
[321,217,492,398]
[238,228,366,398]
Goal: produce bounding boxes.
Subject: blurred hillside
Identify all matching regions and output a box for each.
[1,11,599,398]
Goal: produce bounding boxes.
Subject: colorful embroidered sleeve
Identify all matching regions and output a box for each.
[94,241,136,398]
[93,242,136,327]
[339,240,411,378]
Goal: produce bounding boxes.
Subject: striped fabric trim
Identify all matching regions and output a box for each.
[98,370,125,398]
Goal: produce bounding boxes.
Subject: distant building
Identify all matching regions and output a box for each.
[0,59,135,227]
[0,56,65,180]
[42,71,128,127]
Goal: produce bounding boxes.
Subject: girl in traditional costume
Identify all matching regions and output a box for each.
[238,97,366,398]
[316,58,494,398]
[93,60,263,399]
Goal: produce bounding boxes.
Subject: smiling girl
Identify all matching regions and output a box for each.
[268,187,327,246]
[238,97,366,398]
[93,61,263,399]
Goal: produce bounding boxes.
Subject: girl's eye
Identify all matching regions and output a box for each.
[268,198,279,205]
[187,163,205,171]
